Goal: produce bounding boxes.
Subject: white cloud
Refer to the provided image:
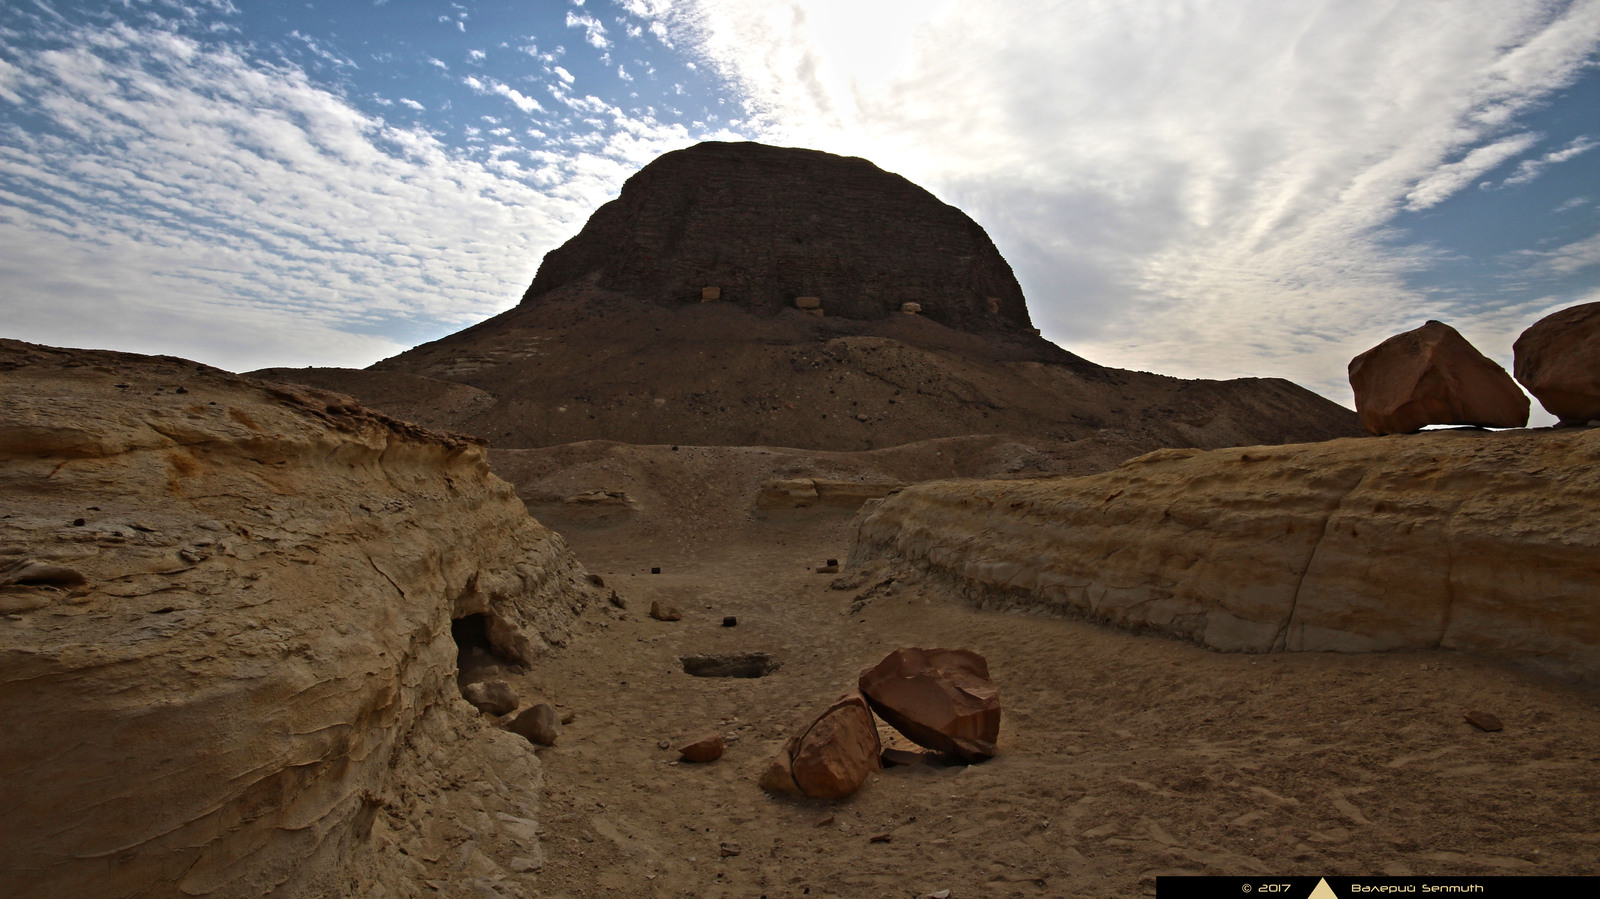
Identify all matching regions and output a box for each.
[652,0,1600,405]
[0,18,717,370]
[1503,135,1599,186]
[399,97,424,111]
[565,11,612,50]
[1405,133,1541,210]
[553,65,576,85]
[1525,231,1600,276]
[468,48,486,62]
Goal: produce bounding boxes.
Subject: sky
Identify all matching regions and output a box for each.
[2,1,1598,419]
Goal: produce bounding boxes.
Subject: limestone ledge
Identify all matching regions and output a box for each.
[850,428,1600,683]
[0,340,591,898]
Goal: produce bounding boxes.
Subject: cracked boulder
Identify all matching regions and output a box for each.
[849,429,1600,684]
[759,692,881,800]
[0,339,591,898]
[858,647,1000,762]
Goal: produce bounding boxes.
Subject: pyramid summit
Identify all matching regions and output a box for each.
[520,140,1033,335]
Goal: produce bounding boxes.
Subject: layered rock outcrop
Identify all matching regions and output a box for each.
[851,429,1600,683]
[1348,320,1528,434]
[0,340,591,897]
[1514,301,1600,424]
[520,141,1031,334]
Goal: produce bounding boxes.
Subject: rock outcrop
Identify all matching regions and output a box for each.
[0,339,592,897]
[1348,320,1529,434]
[858,648,1001,762]
[520,141,1032,334]
[759,693,881,800]
[850,429,1600,684]
[1514,301,1600,424]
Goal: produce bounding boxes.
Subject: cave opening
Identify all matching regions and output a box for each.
[451,613,520,685]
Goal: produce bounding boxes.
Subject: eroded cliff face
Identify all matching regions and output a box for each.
[0,340,591,897]
[851,428,1600,683]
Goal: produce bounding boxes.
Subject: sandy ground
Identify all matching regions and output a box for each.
[465,502,1600,899]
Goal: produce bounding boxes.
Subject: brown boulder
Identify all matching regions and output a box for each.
[1348,320,1529,434]
[759,693,881,800]
[858,648,1000,762]
[649,600,682,621]
[462,679,519,716]
[1513,301,1600,424]
[507,703,561,746]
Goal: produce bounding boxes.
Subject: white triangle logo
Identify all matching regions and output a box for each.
[1308,879,1340,899]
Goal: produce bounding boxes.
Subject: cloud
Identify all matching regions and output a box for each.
[465,75,546,113]
[399,97,424,111]
[1503,135,1599,186]
[553,65,576,85]
[1525,231,1600,276]
[565,11,611,50]
[1404,133,1542,210]
[0,15,723,370]
[650,0,1600,405]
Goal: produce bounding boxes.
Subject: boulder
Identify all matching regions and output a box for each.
[507,703,562,746]
[462,680,520,716]
[678,731,725,763]
[1348,320,1529,434]
[759,693,881,800]
[857,648,1001,762]
[1513,301,1600,424]
[0,339,590,898]
[649,600,683,621]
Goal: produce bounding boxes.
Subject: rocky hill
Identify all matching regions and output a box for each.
[0,339,597,897]
[255,141,1361,453]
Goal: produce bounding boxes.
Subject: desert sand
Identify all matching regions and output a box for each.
[465,444,1600,899]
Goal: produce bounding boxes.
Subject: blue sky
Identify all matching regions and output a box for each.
[2,1,1598,419]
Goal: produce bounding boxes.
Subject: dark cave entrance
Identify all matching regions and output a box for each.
[451,613,520,686]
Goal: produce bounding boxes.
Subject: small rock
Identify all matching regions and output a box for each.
[657,739,672,750]
[586,573,606,588]
[721,616,737,627]
[813,813,835,827]
[506,703,561,746]
[608,590,626,609]
[869,833,891,843]
[816,564,839,574]
[559,708,576,725]
[826,559,839,567]
[880,748,926,768]
[929,890,951,899]
[649,600,682,621]
[1464,710,1504,732]
[679,732,725,763]
[718,841,741,858]
[509,855,543,873]
[651,566,661,574]
[462,680,519,716]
